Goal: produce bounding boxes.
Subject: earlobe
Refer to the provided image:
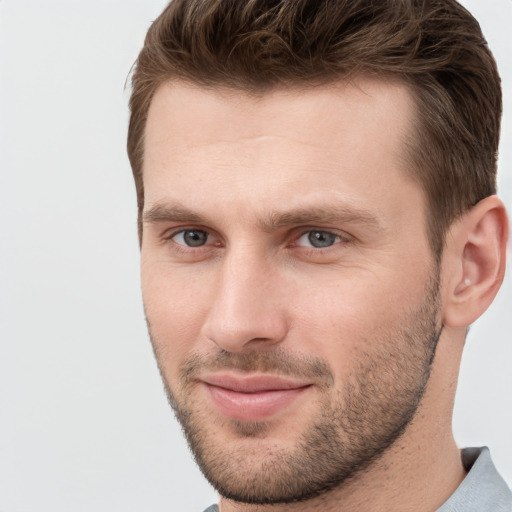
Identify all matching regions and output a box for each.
[442,195,509,328]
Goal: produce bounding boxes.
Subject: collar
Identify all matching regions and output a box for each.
[437,447,511,511]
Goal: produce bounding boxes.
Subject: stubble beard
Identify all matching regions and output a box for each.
[148,272,442,505]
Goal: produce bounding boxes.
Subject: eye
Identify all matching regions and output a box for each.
[172,229,209,247]
[296,230,342,248]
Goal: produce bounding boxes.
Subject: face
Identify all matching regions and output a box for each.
[141,80,443,504]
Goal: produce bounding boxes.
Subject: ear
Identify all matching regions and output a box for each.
[442,195,509,328]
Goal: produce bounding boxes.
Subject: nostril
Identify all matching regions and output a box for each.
[201,312,288,353]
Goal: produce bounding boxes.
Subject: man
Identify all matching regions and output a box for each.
[127,0,510,510]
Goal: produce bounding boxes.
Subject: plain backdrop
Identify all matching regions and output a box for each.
[0,1,511,511]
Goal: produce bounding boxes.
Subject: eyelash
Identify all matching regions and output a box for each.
[295,230,344,249]
[163,228,219,255]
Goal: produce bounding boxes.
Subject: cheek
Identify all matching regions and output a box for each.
[141,262,214,371]
[288,270,425,373]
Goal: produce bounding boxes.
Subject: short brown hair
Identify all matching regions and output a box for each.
[127,0,502,256]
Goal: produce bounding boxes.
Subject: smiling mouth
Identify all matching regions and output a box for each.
[201,374,312,421]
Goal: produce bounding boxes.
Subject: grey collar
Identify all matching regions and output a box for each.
[437,446,511,511]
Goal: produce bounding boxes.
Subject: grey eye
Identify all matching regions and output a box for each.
[297,230,340,248]
[173,230,209,247]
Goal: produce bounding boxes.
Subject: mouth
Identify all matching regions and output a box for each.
[200,373,312,421]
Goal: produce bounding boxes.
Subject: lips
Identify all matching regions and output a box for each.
[201,374,311,421]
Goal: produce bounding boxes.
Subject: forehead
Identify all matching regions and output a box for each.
[143,78,423,226]
[145,77,416,154]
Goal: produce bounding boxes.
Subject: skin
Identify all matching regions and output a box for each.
[140,79,508,511]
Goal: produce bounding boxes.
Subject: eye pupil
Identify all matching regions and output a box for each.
[183,230,208,247]
[308,231,337,248]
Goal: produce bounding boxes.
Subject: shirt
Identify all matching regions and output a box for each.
[438,447,511,511]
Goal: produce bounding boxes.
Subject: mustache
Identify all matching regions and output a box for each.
[180,349,334,384]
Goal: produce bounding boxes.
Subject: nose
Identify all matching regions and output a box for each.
[200,249,288,352]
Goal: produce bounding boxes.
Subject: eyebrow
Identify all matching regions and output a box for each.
[143,204,204,224]
[260,205,381,231]
[142,201,381,231]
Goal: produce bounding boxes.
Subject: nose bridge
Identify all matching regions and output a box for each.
[201,243,287,351]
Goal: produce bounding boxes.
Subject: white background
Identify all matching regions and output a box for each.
[0,1,511,511]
